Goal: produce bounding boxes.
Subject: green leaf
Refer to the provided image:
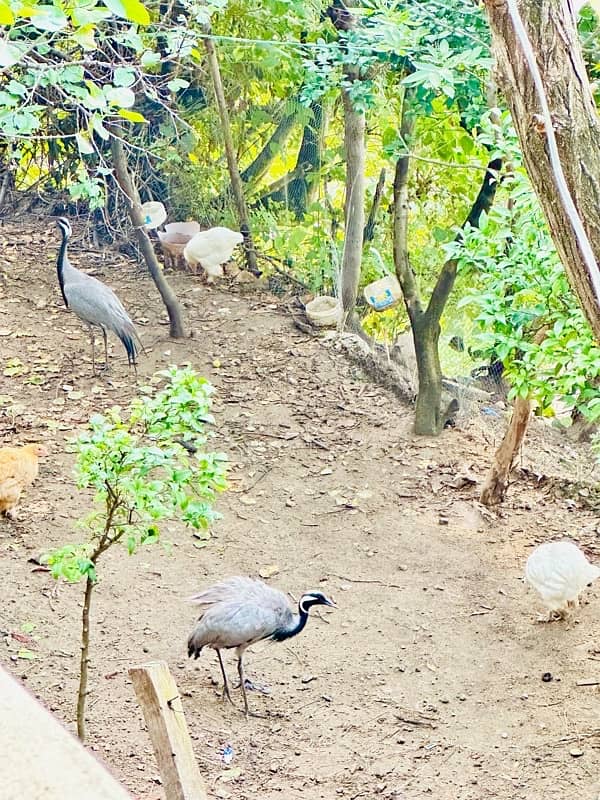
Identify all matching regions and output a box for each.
[28,4,68,31]
[167,78,190,93]
[118,109,147,123]
[17,649,37,661]
[0,0,14,24]
[72,24,97,51]
[102,0,150,25]
[0,40,25,68]
[76,132,95,155]
[21,621,36,634]
[105,86,136,108]
[141,50,161,69]
[114,67,136,87]
[90,115,110,140]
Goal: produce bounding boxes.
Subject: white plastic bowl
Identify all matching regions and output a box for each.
[305,296,342,327]
[141,201,167,229]
[165,221,200,237]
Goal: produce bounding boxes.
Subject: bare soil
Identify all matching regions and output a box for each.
[1,216,600,800]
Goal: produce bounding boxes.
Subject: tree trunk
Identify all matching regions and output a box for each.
[480,396,532,506]
[480,326,549,504]
[204,33,260,276]
[240,104,300,188]
[483,0,600,341]
[340,81,366,322]
[109,133,186,338]
[412,316,444,435]
[393,91,502,435]
[77,575,94,741]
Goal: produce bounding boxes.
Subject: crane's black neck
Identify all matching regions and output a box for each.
[270,596,319,642]
[56,227,69,307]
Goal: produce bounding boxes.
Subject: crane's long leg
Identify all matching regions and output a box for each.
[87,325,96,374]
[215,650,233,705]
[237,654,249,717]
[101,327,109,369]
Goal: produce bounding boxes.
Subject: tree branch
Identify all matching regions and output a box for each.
[425,157,502,327]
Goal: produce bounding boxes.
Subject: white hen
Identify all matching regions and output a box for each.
[525,540,600,621]
[183,226,244,280]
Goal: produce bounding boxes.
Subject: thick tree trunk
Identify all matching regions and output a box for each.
[109,133,186,339]
[483,0,600,341]
[480,396,532,505]
[340,83,366,322]
[393,93,502,434]
[412,316,444,434]
[204,33,260,276]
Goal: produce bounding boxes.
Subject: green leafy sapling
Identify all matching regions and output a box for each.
[47,366,227,741]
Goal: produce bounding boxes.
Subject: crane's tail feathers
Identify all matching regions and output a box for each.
[119,332,139,366]
[187,638,203,659]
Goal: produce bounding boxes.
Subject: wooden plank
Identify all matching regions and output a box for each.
[129,660,207,800]
[0,665,131,800]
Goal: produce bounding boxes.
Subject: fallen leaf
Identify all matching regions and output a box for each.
[17,649,37,661]
[259,564,279,579]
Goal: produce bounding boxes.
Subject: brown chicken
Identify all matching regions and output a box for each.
[0,443,48,519]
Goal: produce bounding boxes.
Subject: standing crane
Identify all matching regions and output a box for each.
[187,576,336,715]
[54,217,142,372]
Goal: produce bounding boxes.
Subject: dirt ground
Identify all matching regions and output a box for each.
[2,216,600,800]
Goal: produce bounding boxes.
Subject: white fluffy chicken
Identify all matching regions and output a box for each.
[525,540,600,621]
[183,227,244,280]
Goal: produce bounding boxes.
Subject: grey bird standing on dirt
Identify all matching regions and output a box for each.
[187,576,336,715]
[55,216,142,372]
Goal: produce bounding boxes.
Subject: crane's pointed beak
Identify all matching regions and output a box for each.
[324,597,337,608]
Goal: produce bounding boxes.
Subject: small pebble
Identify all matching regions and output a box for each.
[542,672,553,682]
[570,748,584,757]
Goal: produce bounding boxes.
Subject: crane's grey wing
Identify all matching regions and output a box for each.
[188,577,289,612]
[63,272,135,333]
[188,599,294,653]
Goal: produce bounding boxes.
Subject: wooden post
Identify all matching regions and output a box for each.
[129,661,207,800]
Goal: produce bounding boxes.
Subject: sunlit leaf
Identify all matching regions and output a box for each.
[0,0,14,25]
[102,0,150,25]
[27,4,68,32]
[0,39,25,68]
[76,132,95,155]
[118,108,147,123]
[167,78,189,93]
[72,24,97,51]
[90,115,110,140]
[105,85,136,108]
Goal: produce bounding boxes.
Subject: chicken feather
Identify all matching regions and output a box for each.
[0,443,48,519]
[525,540,600,621]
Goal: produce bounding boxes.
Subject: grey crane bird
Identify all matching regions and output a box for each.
[187,576,336,715]
[55,217,142,372]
